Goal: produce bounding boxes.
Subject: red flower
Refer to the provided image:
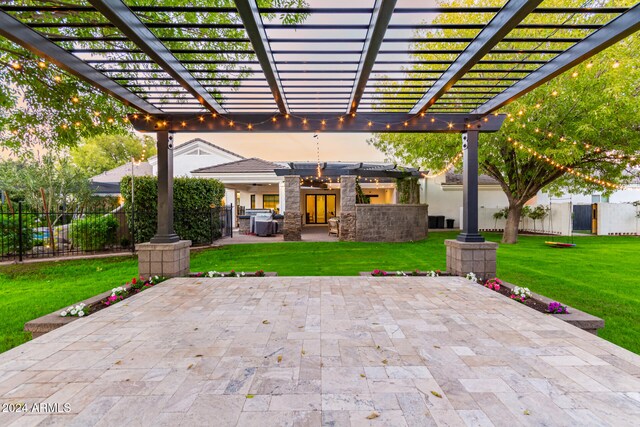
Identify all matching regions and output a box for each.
[132,277,137,284]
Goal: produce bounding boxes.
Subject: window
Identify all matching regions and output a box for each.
[250,195,256,209]
[263,194,279,212]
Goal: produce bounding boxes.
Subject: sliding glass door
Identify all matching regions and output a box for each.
[305,194,336,224]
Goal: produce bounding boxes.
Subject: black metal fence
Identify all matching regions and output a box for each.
[0,203,232,262]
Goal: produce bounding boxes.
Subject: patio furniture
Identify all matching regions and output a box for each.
[254,212,278,236]
[328,217,339,236]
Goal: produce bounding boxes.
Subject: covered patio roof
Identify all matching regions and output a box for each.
[276,162,420,179]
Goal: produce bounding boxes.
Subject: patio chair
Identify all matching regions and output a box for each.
[328,217,339,237]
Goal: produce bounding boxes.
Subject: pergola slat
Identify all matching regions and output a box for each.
[0,10,161,114]
[410,0,544,115]
[234,0,288,114]
[88,0,226,115]
[474,3,640,115]
[348,0,397,114]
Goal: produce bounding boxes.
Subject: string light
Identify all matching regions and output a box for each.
[612,60,620,68]
[507,138,624,189]
[37,60,46,69]
[421,152,463,179]
[53,75,62,82]
[10,61,21,70]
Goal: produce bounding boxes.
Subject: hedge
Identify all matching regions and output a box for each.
[70,214,119,251]
[120,176,225,244]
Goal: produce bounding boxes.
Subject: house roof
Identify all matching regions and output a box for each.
[147,138,244,162]
[443,172,500,186]
[191,158,283,174]
[90,161,153,183]
[89,181,121,195]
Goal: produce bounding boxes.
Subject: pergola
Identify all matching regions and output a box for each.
[1,0,638,245]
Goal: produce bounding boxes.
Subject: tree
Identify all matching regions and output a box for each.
[369,0,640,243]
[0,153,93,222]
[71,134,156,176]
[0,0,307,154]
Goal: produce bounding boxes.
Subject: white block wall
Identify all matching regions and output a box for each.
[465,202,573,236]
[596,203,639,235]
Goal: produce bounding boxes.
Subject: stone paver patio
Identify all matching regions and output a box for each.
[1,276,640,426]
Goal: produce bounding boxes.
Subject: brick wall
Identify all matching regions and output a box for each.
[355,204,428,242]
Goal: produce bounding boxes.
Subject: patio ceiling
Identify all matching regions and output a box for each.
[0,0,638,133]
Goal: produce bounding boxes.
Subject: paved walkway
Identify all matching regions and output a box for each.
[1,277,640,426]
[218,226,338,244]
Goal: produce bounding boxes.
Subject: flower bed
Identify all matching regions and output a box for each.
[465,274,603,335]
[189,270,277,277]
[361,269,451,277]
[59,276,167,318]
[25,276,167,338]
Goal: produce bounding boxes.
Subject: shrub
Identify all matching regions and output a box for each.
[120,176,225,244]
[70,214,119,251]
[0,212,34,256]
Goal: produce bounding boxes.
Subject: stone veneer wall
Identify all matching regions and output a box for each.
[283,176,301,241]
[137,240,191,278]
[444,239,498,280]
[339,176,357,241]
[355,204,428,242]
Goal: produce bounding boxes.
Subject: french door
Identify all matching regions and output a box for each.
[305,194,336,224]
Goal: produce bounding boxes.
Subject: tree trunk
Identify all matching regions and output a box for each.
[502,202,524,244]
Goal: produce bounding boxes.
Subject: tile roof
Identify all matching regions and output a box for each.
[191,158,284,174]
[90,161,153,183]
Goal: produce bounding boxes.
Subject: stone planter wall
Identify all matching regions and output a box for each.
[355,204,428,242]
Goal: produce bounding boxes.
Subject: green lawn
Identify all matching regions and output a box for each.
[1,232,639,354]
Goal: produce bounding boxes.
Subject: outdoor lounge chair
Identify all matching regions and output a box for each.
[328,217,339,237]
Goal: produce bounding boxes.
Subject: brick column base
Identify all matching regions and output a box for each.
[137,240,191,278]
[445,239,498,281]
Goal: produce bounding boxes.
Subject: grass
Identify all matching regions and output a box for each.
[1,232,639,354]
[0,256,137,353]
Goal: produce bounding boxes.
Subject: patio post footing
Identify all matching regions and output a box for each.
[445,239,497,281]
[137,240,191,278]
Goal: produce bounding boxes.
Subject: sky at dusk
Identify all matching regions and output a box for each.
[171,132,389,163]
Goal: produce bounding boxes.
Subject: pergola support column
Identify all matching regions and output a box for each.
[458,131,484,243]
[445,131,497,281]
[136,131,191,278]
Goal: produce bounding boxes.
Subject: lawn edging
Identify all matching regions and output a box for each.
[24,285,134,338]
[498,280,605,335]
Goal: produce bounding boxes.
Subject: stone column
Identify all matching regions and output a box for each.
[283,176,301,241]
[445,131,496,280]
[339,175,356,241]
[137,131,191,278]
